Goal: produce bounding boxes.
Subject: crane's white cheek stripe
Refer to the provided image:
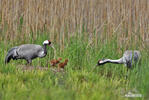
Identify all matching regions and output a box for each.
[100,61,104,63]
[43,40,49,45]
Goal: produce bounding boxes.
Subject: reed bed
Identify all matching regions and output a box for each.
[0,0,148,47]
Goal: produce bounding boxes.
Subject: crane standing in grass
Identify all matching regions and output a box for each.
[5,40,53,64]
[96,50,141,69]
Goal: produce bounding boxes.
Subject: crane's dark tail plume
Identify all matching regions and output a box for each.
[5,47,17,64]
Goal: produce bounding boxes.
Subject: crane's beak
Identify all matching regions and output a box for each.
[96,64,98,66]
[50,44,56,59]
[50,44,54,48]
[50,44,56,51]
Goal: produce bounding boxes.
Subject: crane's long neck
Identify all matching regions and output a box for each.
[103,58,123,64]
[43,44,47,55]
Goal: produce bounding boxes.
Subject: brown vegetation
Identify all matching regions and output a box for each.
[0,0,148,50]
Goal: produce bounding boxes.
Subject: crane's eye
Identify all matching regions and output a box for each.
[48,40,51,44]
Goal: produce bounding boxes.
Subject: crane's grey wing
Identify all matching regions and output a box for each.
[123,50,133,61]
[5,46,18,63]
[16,44,43,59]
[123,50,141,67]
[7,46,18,53]
[133,50,141,62]
[123,50,133,67]
[124,50,141,60]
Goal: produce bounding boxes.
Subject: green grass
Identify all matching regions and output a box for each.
[0,34,149,100]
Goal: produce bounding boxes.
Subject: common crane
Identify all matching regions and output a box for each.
[5,40,52,64]
[97,50,141,68]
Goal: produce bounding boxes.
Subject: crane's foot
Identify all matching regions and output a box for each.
[26,60,32,66]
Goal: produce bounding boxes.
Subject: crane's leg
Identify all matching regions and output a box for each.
[26,59,32,65]
[125,68,129,80]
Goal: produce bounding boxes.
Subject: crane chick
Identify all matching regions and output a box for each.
[50,57,62,66]
[97,50,141,68]
[58,59,68,71]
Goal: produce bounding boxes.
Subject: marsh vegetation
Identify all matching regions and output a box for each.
[0,0,149,99]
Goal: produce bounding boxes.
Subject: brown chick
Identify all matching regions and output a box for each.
[64,59,68,65]
[50,57,62,66]
[58,59,68,71]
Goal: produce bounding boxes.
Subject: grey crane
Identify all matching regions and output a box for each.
[96,50,141,68]
[5,40,52,64]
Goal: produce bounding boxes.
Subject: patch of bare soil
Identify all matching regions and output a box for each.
[16,65,65,73]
